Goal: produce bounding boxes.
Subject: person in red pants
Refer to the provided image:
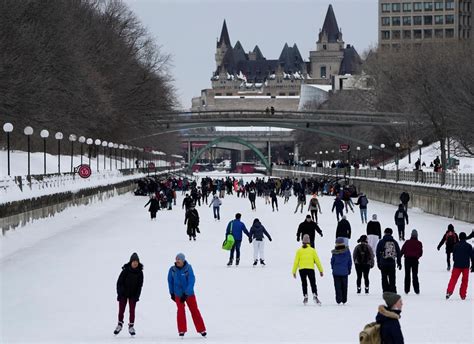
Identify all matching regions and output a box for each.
[114,252,143,336]
[446,232,474,300]
[168,253,207,338]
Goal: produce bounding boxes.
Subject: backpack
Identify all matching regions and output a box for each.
[383,241,397,260]
[446,232,457,246]
[359,322,381,344]
[397,211,404,219]
[357,244,370,265]
[311,198,318,207]
[359,196,368,207]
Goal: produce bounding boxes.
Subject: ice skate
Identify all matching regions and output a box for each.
[313,293,321,305]
[260,259,265,266]
[128,323,135,336]
[253,260,258,267]
[303,295,308,305]
[113,322,123,335]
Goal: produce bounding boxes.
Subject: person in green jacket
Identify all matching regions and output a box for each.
[292,234,324,305]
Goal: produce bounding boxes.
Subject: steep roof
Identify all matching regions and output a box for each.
[253,45,265,60]
[233,41,247,62]
[278,43,304,71]
[320,5,341,43]
[339,45,362,75]
[218,20,231,47]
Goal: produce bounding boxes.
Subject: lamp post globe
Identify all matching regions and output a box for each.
[86,138,93,145]
[40,130,49,138]
[78,136,86,143]
[24,126,33,136]
[3,123,14,176]
[3,123,13,133]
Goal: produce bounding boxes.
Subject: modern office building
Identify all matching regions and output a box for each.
[378,0,472,48]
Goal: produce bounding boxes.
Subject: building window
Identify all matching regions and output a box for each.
[435,15,444,24]
[434,1,444,10]
[414,2,423,11]
[403,30,412,39]
[414,16,422,25]
[445,28,454,37]
[320,66,327,78]
[266,93,271,96]
[445,0,454,10]
[323,44,327,50]
[414,29,422,38]
[434,29,444,38]
[392,17,401,26]
[382,30,391,40]
[403,2,412,11]
[424,2,433,11]
[279,92,286,96]
[424,29,433,38]
[382,17,391,26]
[382,3,391,12]
[392,3,401,12]
[215,93,222,96]
[445,14,454,24]
[289,92,296,96]
[392,30,401,39]
[226,93,232,96]
[424,15,433,25]
[403,16,412,25]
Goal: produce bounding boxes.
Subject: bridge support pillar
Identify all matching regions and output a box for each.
[240,149,245,161]
[294,143,299,163]
[187,141,191,166]
[267,140,271,167]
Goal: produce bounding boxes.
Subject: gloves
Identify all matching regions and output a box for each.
[437,247,440,251]
[249,239,252,244]
[180,294,187,303]
[471,266,474,273]
[170,294,175,302]
[269,238,272,242]
[320,233,324,237]
[397,263,402,270]
[297,236,300,242]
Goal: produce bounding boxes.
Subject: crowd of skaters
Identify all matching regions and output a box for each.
[119,174,474,342]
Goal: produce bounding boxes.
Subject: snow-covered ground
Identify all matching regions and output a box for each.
[1,187,473,343]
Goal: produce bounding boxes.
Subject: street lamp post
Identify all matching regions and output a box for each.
[119,144,124,169]
[356,146,360,162]
[368,145,373,169]
[417,140,423,164]
[113,144,118,169]
[40,130,49,174]
[55,132,63,174]
[86,138,93,166]
[108,142,114,170]
[3,123,13,176]
[69,134,77,172]
[78,136,86,165]
[395,142,401,181]
[94,139,101,172]
[101,141,108,170]
[24,126,34,177]
[380,144,386,170]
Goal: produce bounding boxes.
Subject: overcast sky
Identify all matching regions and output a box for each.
[125,0,378,109]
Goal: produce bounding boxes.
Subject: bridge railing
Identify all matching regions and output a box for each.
[273,165,474,190]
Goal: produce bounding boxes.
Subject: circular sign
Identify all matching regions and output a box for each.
[78,164,92,179]
[148,162,156,171]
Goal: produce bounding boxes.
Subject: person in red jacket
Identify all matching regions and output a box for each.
[401,229,423,294]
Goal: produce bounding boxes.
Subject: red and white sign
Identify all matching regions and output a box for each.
[78,164,92,179]
[144,147,153,152]
[339,144,350,152]
[148,162,156,171]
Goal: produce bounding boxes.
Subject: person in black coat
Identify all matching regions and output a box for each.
[248,188,257,211]
[332,194,344,221]
[335,216,351,247]
[376,292,404,344]
[114,253,144,336]
[270,189,279,212]
[182,194,193,212]
[144,195,160,220]
[296,215,323,248]
[185,204,200,241]
[376,228,402,293]
[437,224,459,271]
[399,192,410,212]
[394,204,409,241]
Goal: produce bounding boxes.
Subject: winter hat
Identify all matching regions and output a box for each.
[302,234,311,244]
[357,235,368,243]
[448,224,454,231]
[459,232,467,240]
[411,229,418,239]
[306,215,312,219]
[253,218,260,225]
[336,237,345,244]
[342,215,347,220]
[372,214,377,221]
[176,253,186,261]
[383,292,401,308]
[129,252,140,263]
[384,227,393,235]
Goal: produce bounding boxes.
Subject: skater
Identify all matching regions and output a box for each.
[376,228,402,293]
[375,292,404,343]
[226,213,250,266]
[144,195,160,220]
[292,234,324,305]
[394,204,409,241]
[307,194,322,223]
[342,189,354,213]
[168,253,207,338]
[353,235,375,294]
[445,232,474,300]
[283,186,291,204]
[355,193,369,224]
[184,204,200,241]
[332,194,344,221]
[270,189,279,212]
[294,192,306,214]
[401,229,423,294]
[366,214,382,255]
[182,194,193,212]
[335,215,351,247]
[249,218,272,266]
[114,253,144,336]
[249,188,257,211]
[331,237,352,305]
[437,224,459,271]
[399,191,410,212]
[296,215,323,248]
[209,194,222,221]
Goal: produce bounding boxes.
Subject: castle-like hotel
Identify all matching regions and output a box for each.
[191,5,362,111]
